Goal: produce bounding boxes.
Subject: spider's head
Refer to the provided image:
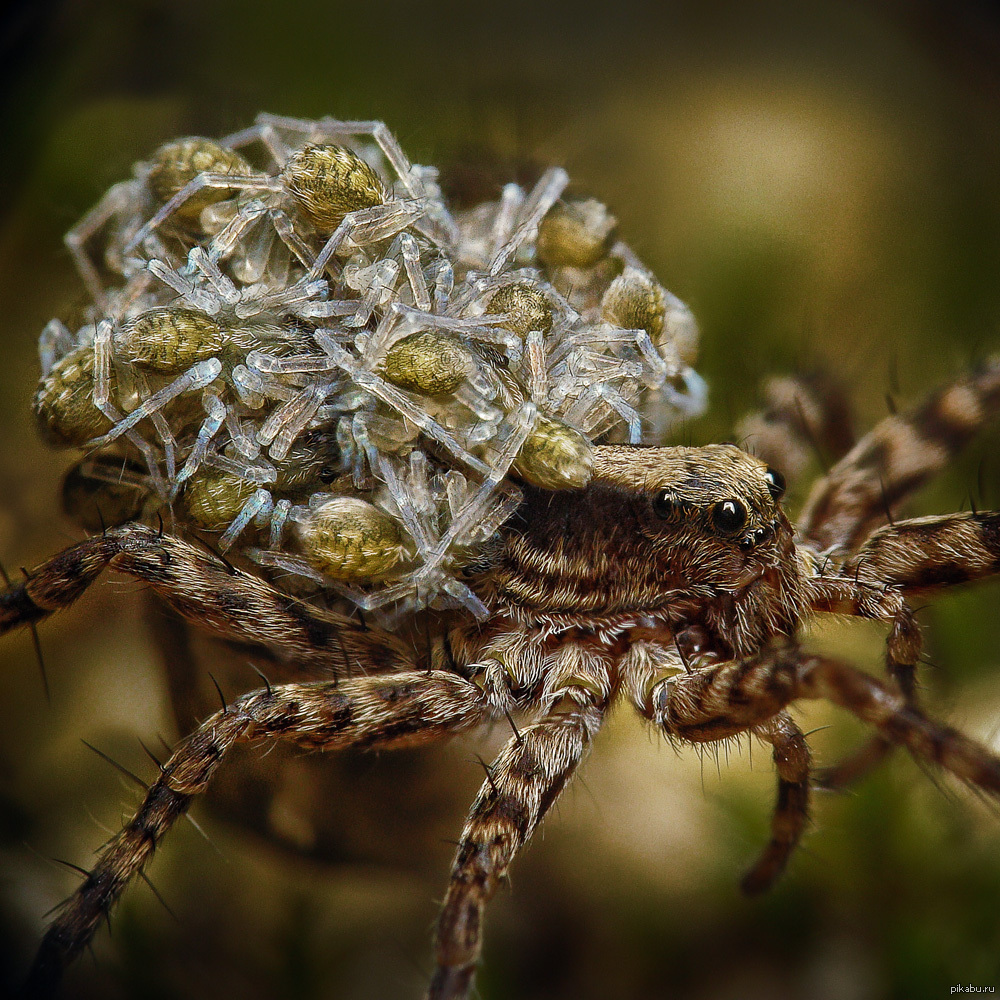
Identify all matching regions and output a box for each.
[493,443,798,624]
[587,443,796,595]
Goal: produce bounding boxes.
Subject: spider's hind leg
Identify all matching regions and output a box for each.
[737,371,856,485]
[812,510,1000,789]
[1,522,414,675]
[799,359,1000,552]
[25,670,487,997]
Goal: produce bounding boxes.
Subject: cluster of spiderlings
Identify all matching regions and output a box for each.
[33,114,706,621]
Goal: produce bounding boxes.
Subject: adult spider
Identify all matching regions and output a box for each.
[6,115,1000,998]
[5,358,1000,998]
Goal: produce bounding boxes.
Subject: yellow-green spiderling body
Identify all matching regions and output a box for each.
[536,199,617,270]
[513,415,593,490]
[147,138,252,227]
[300,498,404,580]
[382,331,475,396]
[602,268,666,342]
[33,347,112,448]
[281,145,386,232]
[183,470,259,528]
[114,308,226,374]
[487,283,553,338]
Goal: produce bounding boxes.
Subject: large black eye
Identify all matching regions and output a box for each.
[764,467,786,501]
[652,491,682,520]
[712,499,747,534]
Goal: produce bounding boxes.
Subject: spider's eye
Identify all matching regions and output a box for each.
[712,499,747,534]
[652,491,682,520]
[764,467,786,501]
[319,465,339,484]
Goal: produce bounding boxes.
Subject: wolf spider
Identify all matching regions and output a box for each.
[5,360,1000,998]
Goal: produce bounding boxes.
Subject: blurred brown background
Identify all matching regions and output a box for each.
[2,1,1000,997]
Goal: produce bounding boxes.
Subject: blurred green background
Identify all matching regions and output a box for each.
[3,1,1000,997]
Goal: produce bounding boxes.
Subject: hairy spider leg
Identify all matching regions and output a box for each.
[638,643,809,893]
[844,511,1000,591]
[799,359,1000,552]
[24,671,488,998]
[741,712,811,895]
[0,522,413,675]
[796,655,1000,795]
[429,701,605,1000]
[738,371,856,484]
[810,510,1000,788]
[805,574,921,789]
[640,639,1000,893]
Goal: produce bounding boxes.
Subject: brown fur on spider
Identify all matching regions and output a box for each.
[5,360,1000,999]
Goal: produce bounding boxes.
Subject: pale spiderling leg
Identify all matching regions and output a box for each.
[65,179,145,309]
[87,358,223,449]
[173,391,227,494]
[307,200,428,280]
[125,172,280,254]
[219,488,273,551]
[91,319,169,497]
[37,319,75,377]
[489,167,569,276]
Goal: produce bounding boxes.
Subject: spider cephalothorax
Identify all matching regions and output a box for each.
[482,444,802,656]
[7,116,1000,1000]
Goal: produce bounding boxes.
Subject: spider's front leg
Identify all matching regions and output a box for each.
[796,656,1000,796]
[638,637,1000,895]
[0,522,413,676]
[806,576,922,789]
[24,670,488,997]
[798,359,1000,552]
[809,509,1000,789]
[429,695,606,1000]
[740,712,811,895]
[634,641,813,895]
